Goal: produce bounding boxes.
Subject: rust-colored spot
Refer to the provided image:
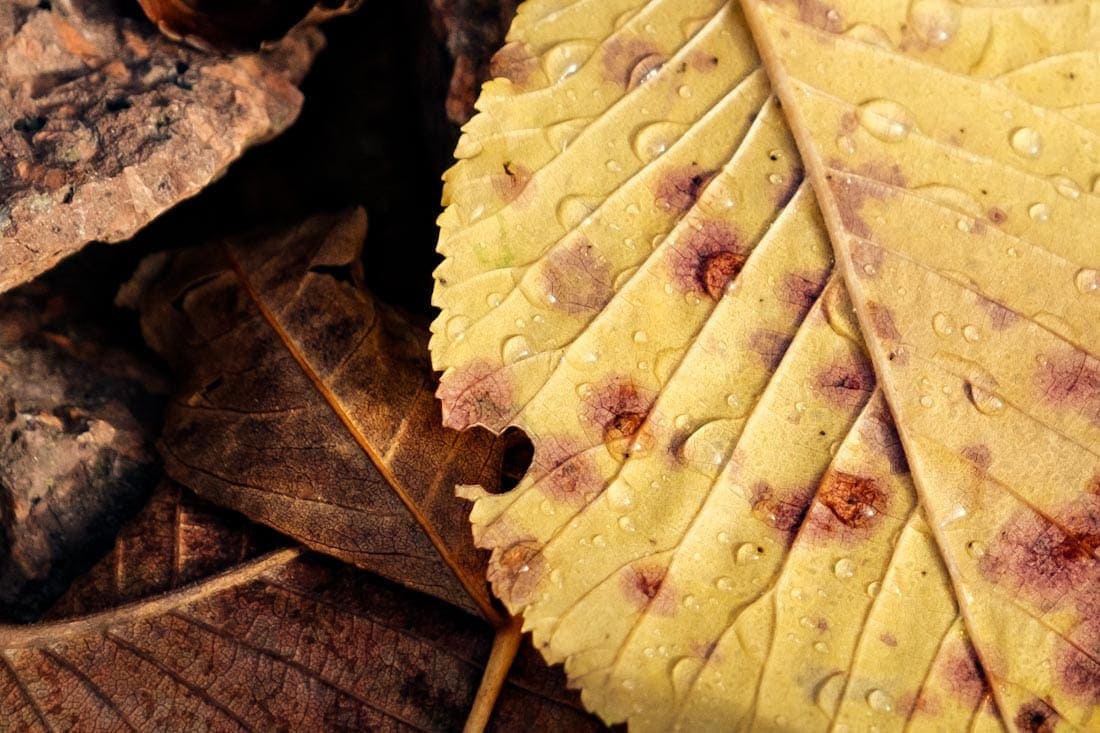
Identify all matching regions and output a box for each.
[621,564,675,614]
[1056,641,1100,701]
[491,161,533,204]
[982,299,1020,330]
[880,633,897,647]
[818,471,884,530]
[750,483,813,536]
[488,539,544,607]
[826,162,905,239]
[774,166,805,208]
[748,329,792,370]
[668,220,744,298]
[1089,474,1100,496]
[796,0,844,31]
[867,302,902,341]
[532,438,603,507]
[1036,349,1100,426]
[961,444,992,471]
[813,357,876,410]
[1014,699,1058,733]
[490,41,539,87]
[688,51,720,72]
[541,237,614,314]
[777,270,826,316]
[850,239,884,278]
[581,377,654,457]
[438,362,515,432]
[946,641,988,708]
[602,37,661,88]
[656,165,719,212]
[988,207,1008,225]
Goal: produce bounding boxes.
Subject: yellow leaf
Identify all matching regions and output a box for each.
[432,0,1098,729]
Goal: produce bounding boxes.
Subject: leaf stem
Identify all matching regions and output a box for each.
[464,615,523,733]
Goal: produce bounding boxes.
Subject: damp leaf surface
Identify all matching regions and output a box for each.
[425,0,1080,729]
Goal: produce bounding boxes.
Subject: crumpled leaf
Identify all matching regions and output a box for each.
[0,0,323,295]
[0,274,165,621]
[431,0,1094,729]
[741,1,1100,728]
[0,481,603,732]
[136,0,353,49]
[430,0,519,123]
[140,209,520,622]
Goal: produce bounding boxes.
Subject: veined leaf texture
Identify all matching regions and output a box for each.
[432,1,1100,730]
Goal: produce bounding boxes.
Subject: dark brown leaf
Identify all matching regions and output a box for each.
[0,481,604,732]
[138,209,516,621]
[0,0,323,294]
[0,278,166,621]
[430,0,518,124]
[137,0,357,49]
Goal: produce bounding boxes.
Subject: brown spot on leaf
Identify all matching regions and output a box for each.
[988,207,1008,224]
[880,633,898,647]
[602,37,661,88]
[668,220,744,298]
[438,362,515,431]
[961,444,992,471]
[532,438,603,508]
[1036,349,1100,426]
[688,51,720,72]
[1014,699,1058,733]
[946,641,988,708]
[656,165,719,212]
[621,564,675,614]
[488,539,544,608]
[777,270,826,318]
[490,41,539,87]
[750,483,813,536]
[748,330,792,370]
[867,302,902,342]
[827,162,905,239]
[774,167,805,208]
[1056,642,1100,701]
[541,237,614,314]
[813,357,876,410]
[491,161,533,204]
[817,471,884,531]
[581,377,654,458]
[850,239,884,278]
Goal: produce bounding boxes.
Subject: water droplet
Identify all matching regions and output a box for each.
[605,159,623,173]
[631,122,688,163]
[725,393,742,410]
[908,0,960,47]
[735,543,763,564]
[856,99,915,143]
[633,330,649,343]
[962,324,981,342]
[575,382,593,398]
[789,587,804,601]
[677,85,693,99]
[795,401,807,413]
[844,23,896,50]
[674,413,691,430]
[486,292,503,308]
[446,315,471,340]
[1028,202,1050,222]
[542,41,595,83]
[1075,268,1100,295]
[767,173,785,186]
[966,540,986,559]
[546,118,590,153]
[866,581,881,597]
[539,499,556,516]
[682,594,699,609]
[621,678,636,691]
[502,334,532,364]
[1010,127,1043,158]
[815,672,847,715]
[549,569,563,587]
[814,641,830,653]
[919,395,934,408]
[956,217,973,233]
[967,382,1005,416]
[913,184,983,217]
[931,312,955,337]
[867,688,894,712]
[834,558,857,579]
[715,576,733,591]
[862,263,877,276]
[627,53,663,89]
[717,531,732,545]
[642,646,656,658]
[836,135,857,155]
[1050,175,1082,200]
[618,515,637,532]
[592,534,607,548]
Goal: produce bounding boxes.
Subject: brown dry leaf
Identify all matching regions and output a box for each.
[0,0,323,295]
[0,481,604,731]
[431,0,1097,729]
[0,276,166,621]
[431,0,519,123]
[139,209,520,622]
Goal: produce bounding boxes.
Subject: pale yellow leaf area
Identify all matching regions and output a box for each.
[430,0,1096,730]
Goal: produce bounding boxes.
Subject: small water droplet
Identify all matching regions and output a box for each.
[856,99,915,143]
[814,641,830,653]
[908,0,960,47]
[1010,127,1043,158]
[866,581,881,597]
[836,135,857,155]
[605,159,623,173]
[966,540,986,559]
[682,594,699,609]
[556,195,597,229]
[867,688,894,712]
[502,334,532,364]
[618,515,636,532]
[726,393,741,409]
[539,499,556,516]
[446,315,471,340]
[790,587,804,601]
[767,173,785,186]
[815,672,847,715]
[621,678,636,691]
[631,122,688,163]
[677,85,693,99]
[862,263,877,276]
[1028,202,1050,222]
[795,401,807,413]
[834,558,857,579]
[1050,175,1082,200]
[592,534,607,548]
[735,543,763,564]
[931,312,955,337]
[549,569,563,587]
[642,646,656,658]
[967,383,1004,416]
[575,382,593,398]
[715,576,733,591]
[486,292,503,308]
[962,324,981,342]
[919,395,934,408]
[633,330,649,343]
[717,532,731,545]
[956,217,973,233]
[1075,268,1100,295]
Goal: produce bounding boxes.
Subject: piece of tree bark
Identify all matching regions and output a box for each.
[0,481,605,732]
[138,209,520,622]
[0,0,323,295]
[0,276,167,622]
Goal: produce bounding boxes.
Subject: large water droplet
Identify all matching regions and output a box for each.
[1010,127,1043,158]
[908,0,960,46]
[856,99,915,143]
[502,335,532,364]
[1050,175,1082,200]
[931,312,955,337]
[834,558,857,579]
[735,543,763,564]
[618,515,637,532]
[631,121,688,163]
[627,53,663,89]
[542,41,595,83]
[866,688,894,712]
[1028,202,1050,222]
[556,195,598,229]
[962,324,981,342]
[967,382,1005,416]
[815,672,847,715]
[1075,268,1100,295]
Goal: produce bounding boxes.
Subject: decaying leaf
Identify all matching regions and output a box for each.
[0,276,165,621]
[0,481,603,731]
[432,0,1097,729]
[0,0,323,295]
[430,0,519,123]
[139,209,520,622]
[136,0,357,49]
